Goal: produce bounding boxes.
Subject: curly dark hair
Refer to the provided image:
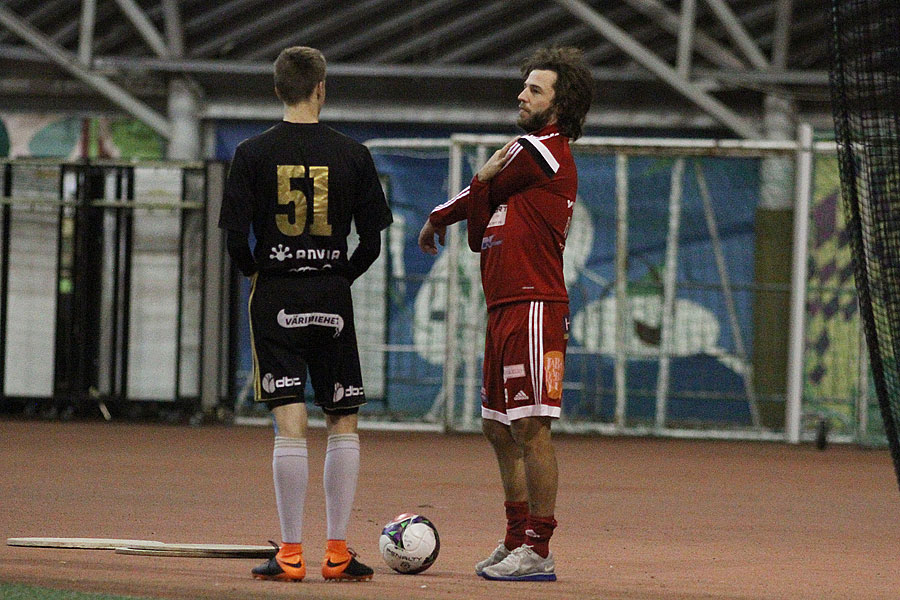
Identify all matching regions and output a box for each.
[274,46,326,105]
[520,47,594,140]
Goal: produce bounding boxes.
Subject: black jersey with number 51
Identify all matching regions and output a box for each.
[219,121,392,276]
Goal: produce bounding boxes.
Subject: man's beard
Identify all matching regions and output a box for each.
[517,106,554,132]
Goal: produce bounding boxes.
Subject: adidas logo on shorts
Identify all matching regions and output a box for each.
[514,390,529,402]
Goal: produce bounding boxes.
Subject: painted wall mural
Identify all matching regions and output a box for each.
[0,113,164,160]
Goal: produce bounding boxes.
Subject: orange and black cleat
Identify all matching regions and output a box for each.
[322,545,374,582]
[252,542,306,582]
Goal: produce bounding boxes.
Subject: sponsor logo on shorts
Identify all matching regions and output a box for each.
[277,309,344,337]
[514,390,529,402]
[333,383,364,402]
[262,373,303,394]
[543,351,564,400]
[503,364,526,382]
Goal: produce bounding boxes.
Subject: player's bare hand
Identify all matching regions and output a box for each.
[476,138,518,183]
[418,219,446,255]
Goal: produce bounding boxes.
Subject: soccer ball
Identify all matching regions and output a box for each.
[379,513,440,574]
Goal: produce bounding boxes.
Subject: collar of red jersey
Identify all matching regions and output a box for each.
[524,123,561,138]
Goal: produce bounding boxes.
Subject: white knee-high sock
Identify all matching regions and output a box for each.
[323,433,360,541]
[273,436,308,544]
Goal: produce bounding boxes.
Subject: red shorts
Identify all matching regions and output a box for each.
[481,301,569,424]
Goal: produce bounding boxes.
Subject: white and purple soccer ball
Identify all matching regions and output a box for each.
[379,513,440,574]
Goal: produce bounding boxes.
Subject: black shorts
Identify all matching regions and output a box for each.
[248,273,366,414]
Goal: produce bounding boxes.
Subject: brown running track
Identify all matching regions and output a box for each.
[1,418,899,600]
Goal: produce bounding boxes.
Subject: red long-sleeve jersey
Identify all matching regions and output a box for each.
[429,124,576,310]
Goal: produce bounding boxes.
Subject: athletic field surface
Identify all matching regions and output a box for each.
[1,419,897,600]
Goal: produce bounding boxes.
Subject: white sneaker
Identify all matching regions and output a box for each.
[474,542,511,576]
[480,545,556,581]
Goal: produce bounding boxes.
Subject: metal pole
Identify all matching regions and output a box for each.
[442,141,463,432]
[461,145,488,431]
[160,0,198,161]
[701,0,769,69]
[694,161,760,427]
[112,0,170,57]
[69,55,829,86]
[0,164,10,399]
[201,162,225,413]
[167,78,200,160]
[771,0,793,70]
[161,0,184,58]
[675,0,698,78]
[77,0,97,66]
[785,123,814,443]
[656,158,684,431]
[857,314,870,443]
[615,153,629,428]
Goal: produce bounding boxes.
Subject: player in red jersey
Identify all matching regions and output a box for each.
[419,47,593,581]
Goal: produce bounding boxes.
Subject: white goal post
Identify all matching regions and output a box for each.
[363,126,863,444]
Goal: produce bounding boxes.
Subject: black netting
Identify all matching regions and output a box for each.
[830,0,900,489]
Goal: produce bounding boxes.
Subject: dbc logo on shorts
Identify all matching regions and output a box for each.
[262,373,302,394]
[333,382,364,402]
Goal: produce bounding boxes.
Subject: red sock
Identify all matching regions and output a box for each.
[524,515,557,558]
[503,501,529,550]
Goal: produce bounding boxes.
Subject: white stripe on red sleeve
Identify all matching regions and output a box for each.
[431,185,470,213]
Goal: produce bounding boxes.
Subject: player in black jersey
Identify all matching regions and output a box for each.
[219,46,392,582]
